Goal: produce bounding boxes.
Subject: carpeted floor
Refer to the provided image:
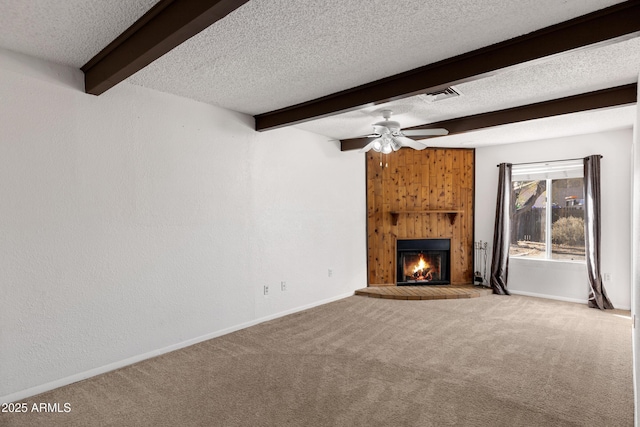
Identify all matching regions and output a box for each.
[1,295,633,426]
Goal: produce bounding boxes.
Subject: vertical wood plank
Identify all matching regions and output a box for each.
[465,150,475,283]
[413,151,423,235]
[436,150,445,236]
[366,154,375,283]
[383,152,395,284]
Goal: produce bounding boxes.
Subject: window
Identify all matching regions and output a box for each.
[510,160,585,261]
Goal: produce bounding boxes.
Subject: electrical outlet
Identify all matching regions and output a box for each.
[264,285,269,295]
[604,273,611,281]
[328,269,333,277]
[281,281,287,291]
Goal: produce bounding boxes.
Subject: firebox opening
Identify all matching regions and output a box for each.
[397,239,450,286]
[402,253,442,283]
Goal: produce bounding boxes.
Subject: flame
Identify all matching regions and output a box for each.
[413,255,430,273]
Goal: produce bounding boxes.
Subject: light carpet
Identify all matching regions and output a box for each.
[1,295,633,426]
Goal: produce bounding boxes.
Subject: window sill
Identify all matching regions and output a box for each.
[509,256,585,265]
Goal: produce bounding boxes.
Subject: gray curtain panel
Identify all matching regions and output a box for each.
[584,155,613,309]
[490,163,512,295]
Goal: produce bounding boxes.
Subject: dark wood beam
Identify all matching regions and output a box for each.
[255,0,640,131]
[82,0,250,95]
[340,83,638,151]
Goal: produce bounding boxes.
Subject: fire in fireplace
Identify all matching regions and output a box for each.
[397,239,450,286]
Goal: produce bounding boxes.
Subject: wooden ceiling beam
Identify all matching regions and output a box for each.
[82,0,250,95]
[340,83,638,151]
[255,0,640,132]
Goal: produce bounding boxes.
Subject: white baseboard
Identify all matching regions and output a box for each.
[509,289,631,310]
[1,291,355,403]
[509,290,588,305]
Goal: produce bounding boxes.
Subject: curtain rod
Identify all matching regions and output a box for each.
[496,155,603,167]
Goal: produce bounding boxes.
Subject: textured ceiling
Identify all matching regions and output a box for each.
[296,37,640,140]
[0,0,160,67]
[0,0,637,147]
[127,0,627,115]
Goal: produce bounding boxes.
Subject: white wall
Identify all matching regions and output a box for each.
[475,128,633,309]
[0,48,367,401]
[631,76,639,427]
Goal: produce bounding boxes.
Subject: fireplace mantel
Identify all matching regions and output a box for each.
[390,210,463,226]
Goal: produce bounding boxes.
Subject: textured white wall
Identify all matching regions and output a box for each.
[0,48,367,401]
[475,129,633,309]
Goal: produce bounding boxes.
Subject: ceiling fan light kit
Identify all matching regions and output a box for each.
[359,110,449,153]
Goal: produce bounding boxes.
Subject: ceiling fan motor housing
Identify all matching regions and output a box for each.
[373,121,401,134]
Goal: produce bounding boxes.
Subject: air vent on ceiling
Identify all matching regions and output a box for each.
[424,86,461,102]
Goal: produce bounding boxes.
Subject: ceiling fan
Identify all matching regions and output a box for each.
[359,110,449,153]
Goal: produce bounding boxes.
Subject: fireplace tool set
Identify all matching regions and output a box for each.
[474,241,488,287]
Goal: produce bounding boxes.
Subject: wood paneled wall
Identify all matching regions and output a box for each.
[366,148,474,286]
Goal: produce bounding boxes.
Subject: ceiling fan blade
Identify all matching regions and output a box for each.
[359,137,383,153]
[394,135,428,150]
[401,128,449,137]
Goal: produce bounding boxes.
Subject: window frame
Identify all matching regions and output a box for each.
[510,160,585,263]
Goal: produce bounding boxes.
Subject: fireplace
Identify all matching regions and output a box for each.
[397,239,450,286]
